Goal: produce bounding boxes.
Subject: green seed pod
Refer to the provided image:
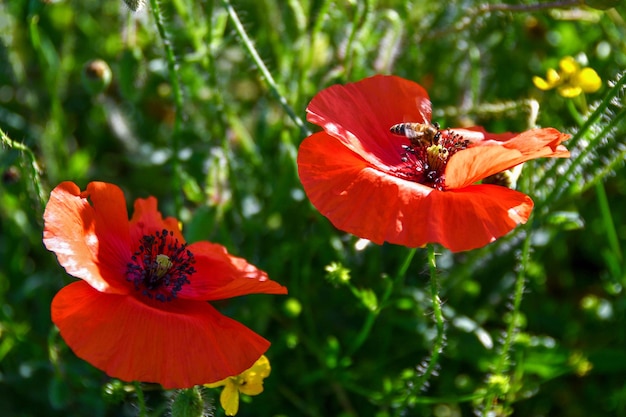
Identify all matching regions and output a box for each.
[122,0,146,12]
[81,59,112,95]
[171,387,206,417]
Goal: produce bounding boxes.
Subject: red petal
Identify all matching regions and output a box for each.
[129,197,186,245]
[446,128,571,188]
[43,182,130,293]
[178,242,287,300]
[424,185,533,252]
[306,75,432,167]
[52,281,271,388]
[298,133,533,252]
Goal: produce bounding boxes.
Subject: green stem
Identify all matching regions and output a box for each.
[346,248,417,357]
[343,0,372,78]
[566,98,585,127]
[414,245,445,391]
[148,0,183,214]
[482,227,532,415]
[134,382,147,417]
[480,0,581,12]
[0,127,47,210]
[595,181,622,263]
[221,0,311,138]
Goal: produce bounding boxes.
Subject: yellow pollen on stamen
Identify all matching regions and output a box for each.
[155,254,173,278]
[426,144,449,169]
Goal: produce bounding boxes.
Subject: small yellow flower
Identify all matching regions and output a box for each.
[205,355,271,416]
[533,56,602,98]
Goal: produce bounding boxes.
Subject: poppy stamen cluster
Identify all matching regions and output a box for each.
[395,129,470,190]
[126,229,195,302]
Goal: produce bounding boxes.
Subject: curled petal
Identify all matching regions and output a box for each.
[179,242,287,301]
[51,282,271,389]
[533,75,552,91]
[43,182,130,293]
[445,128,570,189]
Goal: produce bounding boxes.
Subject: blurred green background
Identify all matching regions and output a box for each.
[1,0,626,416]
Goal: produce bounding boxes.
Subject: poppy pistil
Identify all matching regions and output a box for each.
[126,229,195,302]
[395,129,469,190]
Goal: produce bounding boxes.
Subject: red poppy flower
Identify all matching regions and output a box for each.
[44,181,287,389]
[297,75,570,252]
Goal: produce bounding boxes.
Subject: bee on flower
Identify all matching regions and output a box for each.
[297,75,570,252]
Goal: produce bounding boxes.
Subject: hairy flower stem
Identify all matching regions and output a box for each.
[482,229,532,416]
[566,95,622,265]
[414,245,445,391]
[0,127,46,210]
[427,0,581,40]
[221,0,310,138]
[148,0,183,214]
[539,72,626,197]
[478,0,581,12]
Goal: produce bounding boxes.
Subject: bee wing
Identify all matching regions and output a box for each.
[396,98,432,124]
[415,97,432,124]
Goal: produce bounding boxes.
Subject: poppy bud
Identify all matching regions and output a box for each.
[102,380,127,405]
[171,387,206,417]
[81,59,112,95]
[122,0,146,12]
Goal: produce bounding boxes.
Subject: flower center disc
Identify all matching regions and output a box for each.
[392,128,469,190]
[126,229,195,302]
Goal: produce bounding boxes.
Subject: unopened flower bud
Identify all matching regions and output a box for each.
[82,59,112,95]
[171,387,206,417]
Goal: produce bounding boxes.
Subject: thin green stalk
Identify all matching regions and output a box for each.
[301,0,331,98]
[424,245,445,381]
[566,99,585,127]
[343,0,373,78]
[482,228,532,416]
[346,248,417,357]
[412,245,445,392]
[1,127,47,209]
[594,181,622,263]
[221,0,310,138]
[148,0,184,214]
[133,382,147,417]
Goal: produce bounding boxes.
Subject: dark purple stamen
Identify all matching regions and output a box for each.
[392,129,469,190]
[126,229,195,302]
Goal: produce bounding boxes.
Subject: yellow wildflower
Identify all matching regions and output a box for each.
[533,56,602,98]
[205,355,271,416]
